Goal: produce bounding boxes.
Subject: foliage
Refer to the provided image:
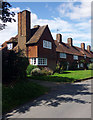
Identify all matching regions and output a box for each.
[2,50,29,84]
[3,80,48,113]
[69,61,78,70]
[88,63,93,70]
[41,67,53,75]
[31,68,43,76]
[60,61,68,73]
[29,70,92,83]
[56,62,60,73]
[26,64,38,75]
[31,67,53,76]
[80,59,85,63]
[56,61,67,73]
[0,2,16,30]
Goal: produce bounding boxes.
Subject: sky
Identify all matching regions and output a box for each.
[0,0,92,49]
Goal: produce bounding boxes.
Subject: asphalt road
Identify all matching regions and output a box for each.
[5,79,92,118]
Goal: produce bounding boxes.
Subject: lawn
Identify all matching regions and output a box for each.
[3,80,48,113]
[53,70,93,80]
[29,70,93,83]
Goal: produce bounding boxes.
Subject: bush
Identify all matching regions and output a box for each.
[2,50,29,84]
[31,68,43,76]
[88,63,93,70]
[56,61,67,73]
[56,63,60,73]
[26,64,38,75]
[69,61,78,70]
[41,67,53,75]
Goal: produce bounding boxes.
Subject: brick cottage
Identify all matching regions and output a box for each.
[1,10,93,70]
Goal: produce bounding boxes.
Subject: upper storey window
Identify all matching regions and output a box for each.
[7,43,13,50]
[73,55,78,60]
[43,40,52,49]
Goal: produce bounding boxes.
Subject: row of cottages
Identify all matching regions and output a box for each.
[1,10,93,71]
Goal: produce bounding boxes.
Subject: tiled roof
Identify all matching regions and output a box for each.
[55,40,93,58]
[26,25,47,45]
[13,44,19,53]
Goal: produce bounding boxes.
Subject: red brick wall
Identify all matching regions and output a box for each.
[38,26,56,59]
[37,26,56,70]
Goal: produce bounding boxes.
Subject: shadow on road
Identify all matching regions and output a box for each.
[5,80,93,118]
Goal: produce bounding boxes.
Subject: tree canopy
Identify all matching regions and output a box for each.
[0,1,16,30]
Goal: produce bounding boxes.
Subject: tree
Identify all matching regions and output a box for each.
[2,50,29,84]
[0,1,16,30]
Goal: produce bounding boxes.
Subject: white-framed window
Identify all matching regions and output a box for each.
[73,55,78,60]
[7,43,13,50]
[31,58,37,65]
[30,58,47,66]
[38,58,47,65]
[84,55,86,59]
[60,53,66,58]
[43,40,52,49]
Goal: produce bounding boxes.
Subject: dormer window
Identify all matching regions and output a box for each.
[7,43,13,50]
[84,55,86,59]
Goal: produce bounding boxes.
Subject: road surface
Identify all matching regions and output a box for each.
[5,79,92,118]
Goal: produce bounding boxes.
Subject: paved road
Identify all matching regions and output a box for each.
[5,79,92,118]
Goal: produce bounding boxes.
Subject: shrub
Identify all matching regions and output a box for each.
[56,61,67,73]
[41,67,53,75]
[2,50,29,84]
[69,61,78,70]
[88,63,93,70]
[31,68,43,76]
[26,64,38,75]
[60,61,67,73]
[56,63,60,73]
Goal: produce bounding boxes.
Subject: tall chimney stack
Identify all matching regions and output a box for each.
[18,10,31,56]
[67,38,73,46]
[87,45,91,52]
[56,34,62,43]
[81,43,85,50]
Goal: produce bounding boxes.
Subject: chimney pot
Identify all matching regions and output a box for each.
[34,25,40,28]
[67,38,73,46]
[81,43,85,50]
[87,45,91,52]
[56,34,62,43]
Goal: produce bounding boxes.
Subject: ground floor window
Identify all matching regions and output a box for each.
[73,55,78,60]
[80,63,83,67]
[30,58,47,66]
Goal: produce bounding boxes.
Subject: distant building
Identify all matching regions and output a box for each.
[1,10,93,70]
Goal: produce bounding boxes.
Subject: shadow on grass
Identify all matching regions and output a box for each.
[28,75,75,83]
[62,71,71,74]
[5,79,93,118]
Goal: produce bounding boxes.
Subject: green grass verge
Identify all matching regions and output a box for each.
[28,70,93,83]
[3,80,49,113]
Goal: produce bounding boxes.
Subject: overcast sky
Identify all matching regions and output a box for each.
[0,0,92,48]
